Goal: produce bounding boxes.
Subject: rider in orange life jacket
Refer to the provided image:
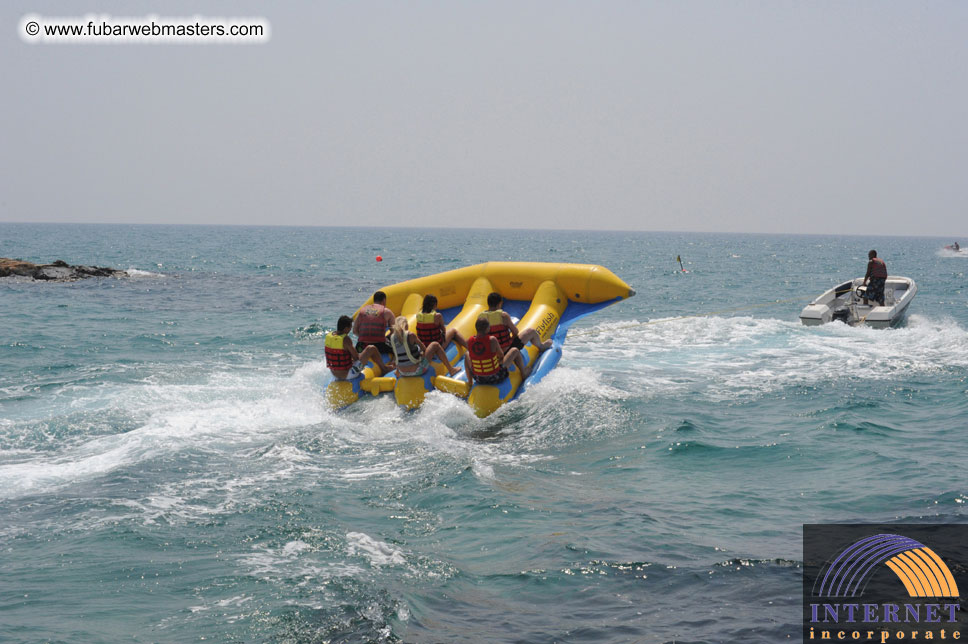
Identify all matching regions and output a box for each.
[388,317,460,377]
[352,290,396,355]
[465,315,531,385]
[325,315,391,379]
[483,292,553,353]
[415,294,468,352]
[862,250,888,307]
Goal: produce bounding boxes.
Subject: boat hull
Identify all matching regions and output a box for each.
[799,277,917,329]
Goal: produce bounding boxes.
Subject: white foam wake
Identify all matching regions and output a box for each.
[125,268,165,277]
[566,314,968,400]
[346,532,407,566]
[0,354,554,505]
[0,361,331,499]
[936,248,968,258]
[7,313,963,503]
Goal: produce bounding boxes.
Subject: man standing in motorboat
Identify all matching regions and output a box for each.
[862,250,887,307]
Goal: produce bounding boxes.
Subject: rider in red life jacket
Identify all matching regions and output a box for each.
[415,294,468,352]
[862,250,888,307]
[352,290,396,355]
[325,315,390,380]
[465,315,531,385]
[484,292,553,352]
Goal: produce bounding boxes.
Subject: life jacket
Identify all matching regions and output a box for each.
[484,309,512,350]
[357,304,388,344]
[324,332,353,372]
[870,258,887,279]
[415,311,443,345]
[468,333,501,377]
[390,333,422,368]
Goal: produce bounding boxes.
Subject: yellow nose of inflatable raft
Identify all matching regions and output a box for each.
[326,262,634,417]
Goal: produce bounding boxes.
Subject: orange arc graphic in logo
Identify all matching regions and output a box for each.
[884,547,960,598]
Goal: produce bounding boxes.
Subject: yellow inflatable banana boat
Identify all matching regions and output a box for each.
[326,262,634,417]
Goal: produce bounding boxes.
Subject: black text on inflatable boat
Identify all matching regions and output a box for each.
[534,310,558,340]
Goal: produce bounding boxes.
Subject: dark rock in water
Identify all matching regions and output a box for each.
[0,257,128,281]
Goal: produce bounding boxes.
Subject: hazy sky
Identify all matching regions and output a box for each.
[2,1,966,235]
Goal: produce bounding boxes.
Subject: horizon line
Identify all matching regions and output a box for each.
[0,220,964,241]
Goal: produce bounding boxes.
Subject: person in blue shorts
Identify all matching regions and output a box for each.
[863,250,887,306]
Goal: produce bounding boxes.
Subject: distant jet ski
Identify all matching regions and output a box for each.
[799,277,917,329]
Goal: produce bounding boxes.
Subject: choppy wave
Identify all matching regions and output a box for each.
[0,357,610,504]
[0,361,327,500]
[346,532,408,567]
[125,268,166,278]
[293,322,327,339]
[5,311,967,504]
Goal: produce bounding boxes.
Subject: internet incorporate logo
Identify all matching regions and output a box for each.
[803,525,965,643]
[816,534,960,599]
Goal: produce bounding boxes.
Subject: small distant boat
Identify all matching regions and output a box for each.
[799,277,917,329]
[943,243,966,255]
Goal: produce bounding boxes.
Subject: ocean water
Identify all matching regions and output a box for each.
[1,223,966,643]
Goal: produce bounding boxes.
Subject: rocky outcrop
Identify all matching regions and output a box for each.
[0,258,127,281]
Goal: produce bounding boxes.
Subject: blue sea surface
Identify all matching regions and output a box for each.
[1,224,966,643]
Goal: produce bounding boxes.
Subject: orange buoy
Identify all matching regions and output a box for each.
[376,255,383,262]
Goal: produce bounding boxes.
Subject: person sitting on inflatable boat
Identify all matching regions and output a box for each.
[353,290,396,354]
[484,292,553,352]
[465,315,531,385]
[325,315,391,380]
[416,294,468,352]
[389,318,460,378]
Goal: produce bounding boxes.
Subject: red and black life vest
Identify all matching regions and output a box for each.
[324,332,353,372]
[483,310,511,350]
[870,257,887,279]
[468,333,501,377]
[356,304,388,344]
[416,311,443,345]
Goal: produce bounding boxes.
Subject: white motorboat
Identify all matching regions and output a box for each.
[799,276,917,329]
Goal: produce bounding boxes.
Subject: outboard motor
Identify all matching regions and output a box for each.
[832,307,850,323]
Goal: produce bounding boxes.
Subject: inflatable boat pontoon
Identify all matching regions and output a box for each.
[326,262,634,417]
